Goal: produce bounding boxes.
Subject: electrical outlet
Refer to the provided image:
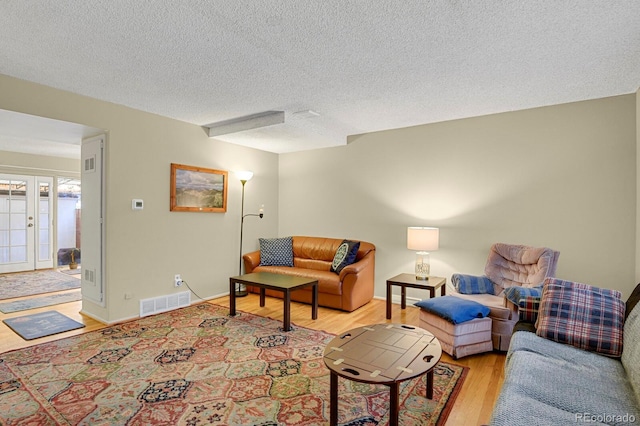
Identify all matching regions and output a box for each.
[174,274,182,287]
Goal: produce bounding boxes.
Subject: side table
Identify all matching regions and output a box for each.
[386,273,446,319]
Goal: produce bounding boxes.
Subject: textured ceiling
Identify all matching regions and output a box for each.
[1,1,639,154]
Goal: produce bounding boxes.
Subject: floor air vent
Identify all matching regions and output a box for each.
[140,291,190,317]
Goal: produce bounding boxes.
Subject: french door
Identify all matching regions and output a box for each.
[0,174,53,273]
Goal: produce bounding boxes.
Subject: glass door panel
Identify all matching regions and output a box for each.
[0,175,34,273]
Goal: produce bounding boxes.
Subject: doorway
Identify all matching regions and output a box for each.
[0,110,105,307]
[0,174,54,273]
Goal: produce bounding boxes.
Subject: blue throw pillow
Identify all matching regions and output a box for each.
[259,237,294,267]
[330,240,360,274]
[415,295,490,324]
[452,274,495,295]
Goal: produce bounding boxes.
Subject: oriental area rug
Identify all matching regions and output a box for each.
[0,270,80,300]
[0,303,467,425]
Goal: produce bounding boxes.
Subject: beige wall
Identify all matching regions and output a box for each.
[0,74,279,323]
[280,95,637,298]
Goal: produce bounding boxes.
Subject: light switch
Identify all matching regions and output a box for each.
[132,199,144,210]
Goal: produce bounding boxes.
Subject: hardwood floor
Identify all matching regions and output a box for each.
[0,290,505,425]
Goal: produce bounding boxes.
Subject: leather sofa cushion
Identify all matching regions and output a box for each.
[293,237,342,262]
[295,258,331,271]
[292,236,375,264]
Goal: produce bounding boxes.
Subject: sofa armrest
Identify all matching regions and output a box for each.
[490,304,516,320]
[243,251,261,273]
[338,252,373,279]
[338,249,375,311]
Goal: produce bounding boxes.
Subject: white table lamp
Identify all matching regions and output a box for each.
[407,227,439,280]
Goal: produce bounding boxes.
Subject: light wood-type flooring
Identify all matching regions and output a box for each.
[0,286,505,426]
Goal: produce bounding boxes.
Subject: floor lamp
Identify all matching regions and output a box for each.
[236,171,263,297]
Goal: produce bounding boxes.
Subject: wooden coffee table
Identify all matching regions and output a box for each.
[229,272,318,331]
[386,273,447,319]
[323,323,442,426]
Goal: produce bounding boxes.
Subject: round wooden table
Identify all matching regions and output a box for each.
[323,323,442,426]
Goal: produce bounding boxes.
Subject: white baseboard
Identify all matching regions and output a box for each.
[373,294,422,305]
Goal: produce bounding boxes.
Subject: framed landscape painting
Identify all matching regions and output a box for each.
[170,163,228,212]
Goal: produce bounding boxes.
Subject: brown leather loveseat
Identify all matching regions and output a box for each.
[243,236,376,312]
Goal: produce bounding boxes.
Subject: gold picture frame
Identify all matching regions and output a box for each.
[170,163,228,212]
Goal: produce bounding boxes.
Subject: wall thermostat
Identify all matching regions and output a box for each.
[132,199,144,210]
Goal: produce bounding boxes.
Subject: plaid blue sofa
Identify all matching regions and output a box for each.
[490,280,640,425]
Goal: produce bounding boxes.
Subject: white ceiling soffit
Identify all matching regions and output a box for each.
[206,111,285,137]
[0,110,102,159]
[0,1,639,154]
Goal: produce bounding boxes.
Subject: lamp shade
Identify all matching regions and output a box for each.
[407,227,439,251]
[235,170,254,182]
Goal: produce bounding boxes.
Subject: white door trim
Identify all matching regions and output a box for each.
[0,174,55,273]
[80,134,106,306]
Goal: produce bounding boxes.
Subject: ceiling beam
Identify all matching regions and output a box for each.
[205,111,285,137]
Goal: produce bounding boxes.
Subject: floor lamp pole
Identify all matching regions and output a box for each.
[236,171,263,297]
[237,180,248,297]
